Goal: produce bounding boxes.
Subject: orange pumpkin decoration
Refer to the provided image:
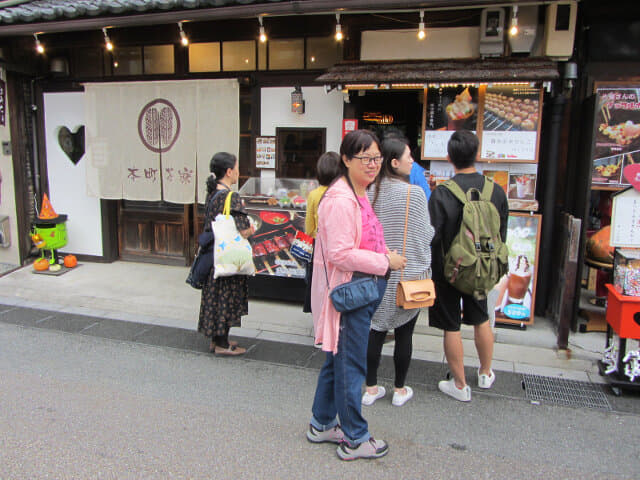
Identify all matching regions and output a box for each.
[33,258,49,271]
[63,255,77,268]
[586,226,615,264]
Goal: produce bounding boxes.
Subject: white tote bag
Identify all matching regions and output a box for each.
[211,192,255,279]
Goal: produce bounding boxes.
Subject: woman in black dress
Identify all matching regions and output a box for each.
[198,152,254,356]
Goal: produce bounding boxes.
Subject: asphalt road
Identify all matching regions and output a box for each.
[0,322,637,480]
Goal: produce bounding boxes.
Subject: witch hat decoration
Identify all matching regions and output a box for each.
[38,193,58,220]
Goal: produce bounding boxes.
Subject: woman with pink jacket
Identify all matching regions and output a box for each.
[305,130,406,461]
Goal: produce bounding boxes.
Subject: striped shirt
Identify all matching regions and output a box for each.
[368,178,434,331]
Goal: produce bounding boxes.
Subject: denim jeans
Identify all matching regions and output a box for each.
[310,277,386,446]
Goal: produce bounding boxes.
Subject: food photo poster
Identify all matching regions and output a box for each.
[591,86,640,189]
[480,85,542,162]
[422,86,480,160]
[494,213,541,325]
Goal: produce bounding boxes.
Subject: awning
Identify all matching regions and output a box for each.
[315,58,560,86]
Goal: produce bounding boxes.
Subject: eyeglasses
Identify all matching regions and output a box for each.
[352,155,383,166]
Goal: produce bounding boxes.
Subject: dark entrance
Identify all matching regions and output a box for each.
[344,90,424,161]
[276,127,326,179]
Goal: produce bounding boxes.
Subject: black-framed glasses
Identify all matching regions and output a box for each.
[353,155,383,166]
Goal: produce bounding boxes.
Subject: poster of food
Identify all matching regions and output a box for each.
[422,86,480,159]
[591,86,640,188]
[482,169,509,194]
[256,136,276,169]
[494,213,541,325]
[246,207,307,278]
[480,85,542,162]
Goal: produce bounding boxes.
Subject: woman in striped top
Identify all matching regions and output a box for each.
[363,136,434,407]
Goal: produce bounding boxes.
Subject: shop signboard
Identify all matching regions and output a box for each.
[256,136,276,169]
[610,186,640,248]
[591,86,640,190]
[494,213,541,325]
[342,119,358,139]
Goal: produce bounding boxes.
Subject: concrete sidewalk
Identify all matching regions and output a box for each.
[0,260,607,383]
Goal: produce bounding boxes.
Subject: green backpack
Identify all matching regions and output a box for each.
[442,179,509,300]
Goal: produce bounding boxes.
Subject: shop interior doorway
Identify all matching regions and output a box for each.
[276,127,326,179]
[345,90,424,164]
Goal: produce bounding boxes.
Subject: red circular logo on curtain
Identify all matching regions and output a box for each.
[137,98,181,153]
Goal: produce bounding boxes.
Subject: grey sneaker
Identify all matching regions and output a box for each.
[336,437,389,461]
[306,424,344,444]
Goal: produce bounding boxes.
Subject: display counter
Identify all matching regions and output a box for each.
[239,177,317,301]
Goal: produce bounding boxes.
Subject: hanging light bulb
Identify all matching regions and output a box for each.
[509,6,519,36]
[102,27,114,51]
[417,10,426,40]
[258,16,267,43]
[34,33,44,54]
[335,13,343,42]
[178,21,189,46]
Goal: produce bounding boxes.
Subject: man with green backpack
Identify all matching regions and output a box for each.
[428,130,509,402]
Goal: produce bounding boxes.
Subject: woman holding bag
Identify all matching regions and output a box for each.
[305,130,406,461]
[198,152,254,356]
[363,136,434,407]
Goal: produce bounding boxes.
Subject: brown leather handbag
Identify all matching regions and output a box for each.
[396,186,436,309]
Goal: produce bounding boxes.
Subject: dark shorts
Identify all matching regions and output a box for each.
[428,279,489,332]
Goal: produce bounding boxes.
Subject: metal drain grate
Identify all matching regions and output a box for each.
[522,374,612,410]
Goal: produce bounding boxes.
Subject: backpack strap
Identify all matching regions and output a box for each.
[442,179,468,205]
[480,177,495,201]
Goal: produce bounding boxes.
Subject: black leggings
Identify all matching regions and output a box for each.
[366,314,418,389]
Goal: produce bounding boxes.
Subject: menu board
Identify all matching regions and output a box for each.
[611,187,640,248]
[591,86,640,189]
[422,84,542,163]
[422,86,480,159]
[494,213,541,325]
[256,136,276,169]
[480,85,541,162]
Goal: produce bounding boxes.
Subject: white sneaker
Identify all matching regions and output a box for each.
[438,378,471,402]
[362,386,386,406]
[392,386,414,407]
[478,369,496,389]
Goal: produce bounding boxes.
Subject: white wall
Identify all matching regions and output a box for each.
[0,67,20,265]
[44,92,103,256]
[361,27,480,60]
[261,86,343,169]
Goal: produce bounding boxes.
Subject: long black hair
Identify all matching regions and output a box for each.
[206,152,237,195]
[372,136,410,207]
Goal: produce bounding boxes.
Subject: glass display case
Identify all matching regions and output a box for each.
[239,177,318,301]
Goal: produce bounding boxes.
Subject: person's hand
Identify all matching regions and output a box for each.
[239,225,254,239]
[386,249,407,270]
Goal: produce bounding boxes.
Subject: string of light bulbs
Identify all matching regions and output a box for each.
[31,3,530,55]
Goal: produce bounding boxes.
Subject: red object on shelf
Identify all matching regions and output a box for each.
[605,284,640,339]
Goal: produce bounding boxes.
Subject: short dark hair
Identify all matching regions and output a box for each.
[338,129,381,176]
[316,151,341,186]
[447,130,479,169]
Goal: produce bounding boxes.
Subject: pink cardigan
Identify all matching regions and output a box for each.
[311,178,390,354]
